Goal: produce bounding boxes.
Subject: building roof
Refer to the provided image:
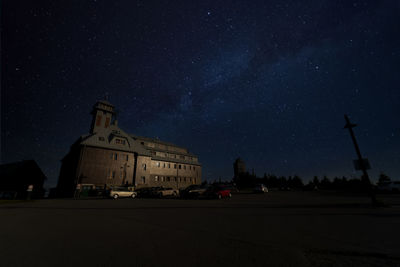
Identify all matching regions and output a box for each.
[79,124,151,156]
[130,134,181,148]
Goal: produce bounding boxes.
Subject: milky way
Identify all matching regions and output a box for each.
[2,0,400,186]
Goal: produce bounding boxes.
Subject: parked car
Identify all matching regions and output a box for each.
[153,187,179,198]
[204,185,232,199]
[109,187,137,199]
[180,185,209,199]
[254,184,268,193]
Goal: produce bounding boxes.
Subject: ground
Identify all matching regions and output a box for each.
[0,191,399,267]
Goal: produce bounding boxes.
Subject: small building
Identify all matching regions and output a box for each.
[0,160,46,199]
[57,100,202,197]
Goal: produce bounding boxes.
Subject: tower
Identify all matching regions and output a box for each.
[233,158,246,179]
[89,100,115,134]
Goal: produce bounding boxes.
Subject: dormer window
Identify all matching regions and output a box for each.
[116,139,126,145]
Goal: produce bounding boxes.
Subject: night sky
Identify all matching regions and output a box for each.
[2,1,400,188]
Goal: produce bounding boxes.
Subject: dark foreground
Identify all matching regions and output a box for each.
[1,192,399,267]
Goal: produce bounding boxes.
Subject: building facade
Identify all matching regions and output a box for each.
[57,100,201,196]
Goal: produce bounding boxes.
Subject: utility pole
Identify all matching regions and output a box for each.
[344,114,377,204]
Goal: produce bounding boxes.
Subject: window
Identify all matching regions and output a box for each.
[163,163,166,168]
[110,153,114,159]
[116,139,126,145]
[189,165,191,170]
[126,155,129,161]
[174,164,177,169]
[112,171,116,179]
[184,165,186,170]
[193,166,196,171]
[179,165,181,169]
[99,137,105,141]
[114,153,118,160]
[96,115,102,126]
[155,175,159,182]
[167,177,170,182]
[180,155,184,159]
[105,117,110,128]
[156,162,160,167]
[161,176,165,182]
[184,177,187,182]
[168,163,170,168]
[174,177,177,182]
[142,164,147,171]
[141,176,146,183]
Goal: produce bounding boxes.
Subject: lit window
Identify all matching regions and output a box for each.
[155,175,159,182]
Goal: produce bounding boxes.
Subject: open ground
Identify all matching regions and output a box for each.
[1,191,399,267]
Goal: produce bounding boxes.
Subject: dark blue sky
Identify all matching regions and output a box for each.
[2,0,400,187]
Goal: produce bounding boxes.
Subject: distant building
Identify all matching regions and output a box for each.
[233,158,246,179]
[57,100,201,196]
[0,160,46,199]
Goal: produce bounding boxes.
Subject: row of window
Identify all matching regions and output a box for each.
[141,142,186,154]
[155,161,196,171]
[154,176,195,183]
[115,138,126,145]
[110,153,129,161]
[150,150,197,162]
